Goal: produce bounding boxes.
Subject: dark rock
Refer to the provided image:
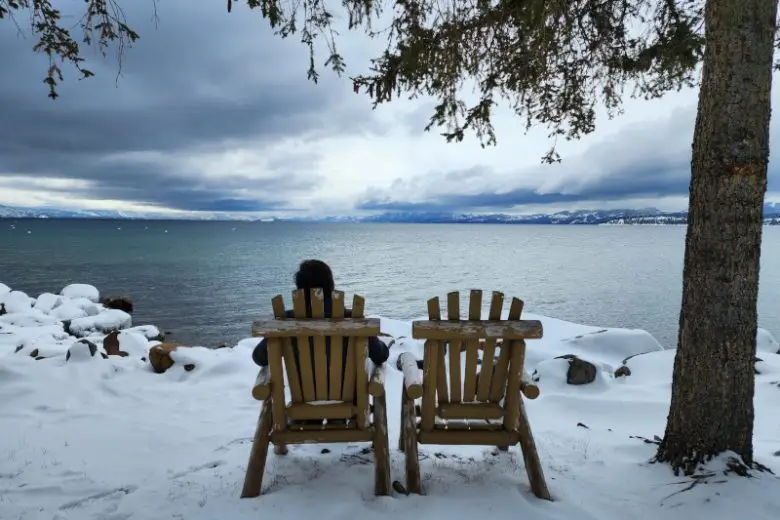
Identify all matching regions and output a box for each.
[29,348,39,358]
[101,296,134,314]
[62,320,73,336]
[184,363,196,372]
[576,422,589,429]
[14,345,23,354]
[555,354,598,385]
[0,303,5,316]
[614,365,631,378]
[320,448,331,454]
[103,331,129,357]
[66,339,99,361]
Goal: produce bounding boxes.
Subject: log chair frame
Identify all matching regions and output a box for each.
[241,288,391,498]
[398,290,551,500]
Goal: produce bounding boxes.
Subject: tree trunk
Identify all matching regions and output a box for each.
[656,0,776,476]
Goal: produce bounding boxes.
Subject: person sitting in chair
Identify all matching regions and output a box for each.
[252,259,391,453]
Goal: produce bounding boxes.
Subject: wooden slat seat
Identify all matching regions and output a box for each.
[398,290,552,500]
[241,289,391,498]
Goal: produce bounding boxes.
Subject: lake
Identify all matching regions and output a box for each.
[2,220,779,348]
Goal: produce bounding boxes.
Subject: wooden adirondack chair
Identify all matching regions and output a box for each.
[241,288,391,498]
[397,289,551,500]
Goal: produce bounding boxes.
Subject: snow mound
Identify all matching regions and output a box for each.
[126,324,163,341]
[117,330,151,358]
[0,290,35,313]
[61,283,100,303]
[34,292,63,313]
[69,309,132,336]
[0,281,10,296]
[50,301,89,321]
[756,327,779,354]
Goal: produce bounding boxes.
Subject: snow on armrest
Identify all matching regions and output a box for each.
[368,361,386,397]
[396,352,423,399]
[251,366,271,401]
[521,370,540,400]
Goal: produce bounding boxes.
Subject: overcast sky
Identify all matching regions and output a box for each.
[1,1,778,217]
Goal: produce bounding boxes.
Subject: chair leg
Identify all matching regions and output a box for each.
[516,398,552,500]
[402,389,421,494]
[372,394,392,496]
[241,397,274,498]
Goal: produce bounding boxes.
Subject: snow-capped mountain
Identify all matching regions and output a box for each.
[1,203,779,224]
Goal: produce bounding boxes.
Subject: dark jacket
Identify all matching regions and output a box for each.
[251,303,390,373]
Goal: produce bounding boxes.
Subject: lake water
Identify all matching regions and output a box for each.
[2,220,779,348]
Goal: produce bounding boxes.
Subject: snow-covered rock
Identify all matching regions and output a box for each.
[0,290,35,314]
[68,309,132,337]
[50,302,89,321]
[65,339,101,362]
[60,283,100,303]
[125,324,164,341]
[0,282,11,296]
[34,292,63,313]
[67,297,101,317]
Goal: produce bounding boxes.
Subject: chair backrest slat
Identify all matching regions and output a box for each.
[328,292,346,400]
[291,290,317,402]
[489,298,523,401]
[461,290,483,402]
[350,295,369,428]
[310,290,329,400]
[268,337,287,432]
[274,295,303,403]
[427,298,449,404]
[446,291,462,403]
[475,292,504,401]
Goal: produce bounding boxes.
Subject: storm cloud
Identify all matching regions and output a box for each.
[0,1,373,212]
[2,2,779,215]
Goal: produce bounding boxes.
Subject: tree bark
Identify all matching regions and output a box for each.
[656,0,776,475]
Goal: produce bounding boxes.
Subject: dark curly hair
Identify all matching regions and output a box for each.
[295,259,335,305]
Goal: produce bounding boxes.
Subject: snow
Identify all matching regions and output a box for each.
[60,283,100,303]
[0,290,35,313]
[68,309,133,336]
[1,281,780,520]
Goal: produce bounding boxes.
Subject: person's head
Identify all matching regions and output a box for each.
[295,259,335,301]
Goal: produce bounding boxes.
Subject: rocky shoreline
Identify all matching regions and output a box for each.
[1,282,243,374]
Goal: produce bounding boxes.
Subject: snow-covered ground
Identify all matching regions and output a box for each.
[2,282,780,520]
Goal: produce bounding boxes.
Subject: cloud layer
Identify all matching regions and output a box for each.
[1,2,778,215]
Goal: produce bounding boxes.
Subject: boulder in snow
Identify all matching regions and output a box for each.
[0,282,10,296]
[101,296,133,314]
[555,354,598,385]
[61,284,100,303]
[149,343,188,373]
[614,365,631,378]
[103,330,150,358]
